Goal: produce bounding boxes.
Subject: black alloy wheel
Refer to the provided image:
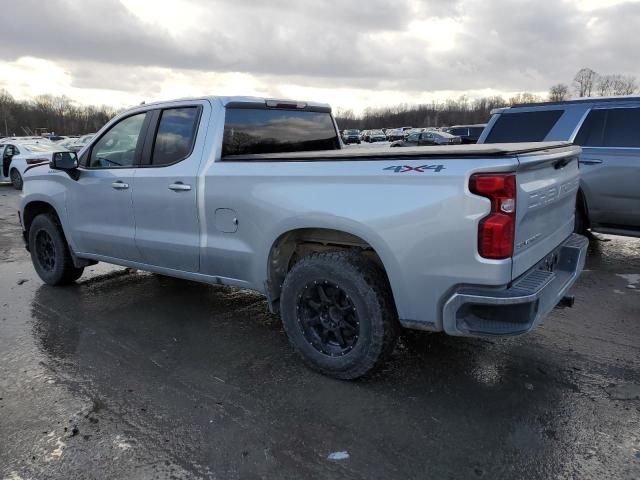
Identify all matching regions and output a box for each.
[35,229,57,272]
[297,280,360,357]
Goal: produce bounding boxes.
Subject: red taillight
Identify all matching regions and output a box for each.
[469,173,516,259]
[26,158,49,165]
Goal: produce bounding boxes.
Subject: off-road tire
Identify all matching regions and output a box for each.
[29,214,84,285]
[280,250,399,380]
[574,203,587,235]
[10,169,23,190]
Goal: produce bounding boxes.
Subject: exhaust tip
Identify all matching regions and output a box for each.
[556,295,575,309]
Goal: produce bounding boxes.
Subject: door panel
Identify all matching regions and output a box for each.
[132,103,208,272]
[66,111,150,261]
[580,147,640,228]
[66,168,141,260]
[574,106,640,229]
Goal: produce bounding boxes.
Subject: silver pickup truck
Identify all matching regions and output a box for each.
[19,96,588,379]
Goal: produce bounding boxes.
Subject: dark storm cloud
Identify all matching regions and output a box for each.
[0,0,638,95]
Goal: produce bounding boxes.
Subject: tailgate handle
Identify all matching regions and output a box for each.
[553,158,572,169]
[578,159,603,165]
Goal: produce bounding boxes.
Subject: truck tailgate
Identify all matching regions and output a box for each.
[512,145,581,279]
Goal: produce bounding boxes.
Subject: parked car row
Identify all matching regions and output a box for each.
[342,124,487,145]
[58,134,95,152]
[0,133,95,189]
[391,130,462,147]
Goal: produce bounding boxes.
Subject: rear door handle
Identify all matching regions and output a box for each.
[111,181,129,189]
[168,182,191,191]
[579,159,603,165]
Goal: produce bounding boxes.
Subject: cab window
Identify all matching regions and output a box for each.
[89,113,147,168]
[151,107,200,166]
[222,108,340,156]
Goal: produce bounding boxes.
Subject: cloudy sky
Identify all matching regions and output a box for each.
[0,0,638,113]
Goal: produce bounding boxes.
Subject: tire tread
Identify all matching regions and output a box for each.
[281,250,398,380]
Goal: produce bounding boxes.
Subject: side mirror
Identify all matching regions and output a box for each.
[50,151,78,171]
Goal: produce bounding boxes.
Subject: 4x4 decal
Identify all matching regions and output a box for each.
[383,164,445,173]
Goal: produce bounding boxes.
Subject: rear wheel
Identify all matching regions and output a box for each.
[280,251,398,380]
[574,202,587,235]
[10,169,23,190]
[29,214,84,285]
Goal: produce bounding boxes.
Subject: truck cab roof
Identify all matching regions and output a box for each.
[123,96,332,114]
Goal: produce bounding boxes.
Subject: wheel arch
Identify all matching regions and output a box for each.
[265,227,401,315]
[22,200,62,234]
[22,199,94,268]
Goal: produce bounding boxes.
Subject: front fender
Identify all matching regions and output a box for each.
[20,173,77,252]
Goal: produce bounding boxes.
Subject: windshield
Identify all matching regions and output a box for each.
[346,130,359,135]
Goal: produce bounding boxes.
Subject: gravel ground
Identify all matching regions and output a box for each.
[0,184,638,480]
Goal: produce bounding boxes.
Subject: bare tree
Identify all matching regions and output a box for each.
[611,75,637,95]
[573,68,598,97]
[0,89,15,136]
[0,92,115,136]
[335,96,509,130]
[548,84,569,101]
[509,92,543,105]
[596,75,615,96]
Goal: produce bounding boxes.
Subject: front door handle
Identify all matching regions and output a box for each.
[168,182,191,192]
[579,159,603,165]
[111,181,129,190]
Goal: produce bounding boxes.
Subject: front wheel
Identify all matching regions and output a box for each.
[280,251,398,380]
[10,169,23,190]
[29,214,84,285]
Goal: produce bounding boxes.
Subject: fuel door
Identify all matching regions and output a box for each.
[214,208,238,233]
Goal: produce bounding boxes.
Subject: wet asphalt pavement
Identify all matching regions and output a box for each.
[0,185,639,480]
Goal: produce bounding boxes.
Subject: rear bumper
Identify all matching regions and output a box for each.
[442,233,589,337]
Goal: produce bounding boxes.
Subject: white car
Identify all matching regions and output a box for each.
[1,141,68,190]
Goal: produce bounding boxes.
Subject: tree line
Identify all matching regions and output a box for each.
[337,67,638,130]
[1,66,636,135]
[0,89,117,137]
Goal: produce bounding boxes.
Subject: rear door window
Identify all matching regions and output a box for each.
[151,107,200,166]
[574,107,640,148]
[484,110,564,143]
[222,108,340,156]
